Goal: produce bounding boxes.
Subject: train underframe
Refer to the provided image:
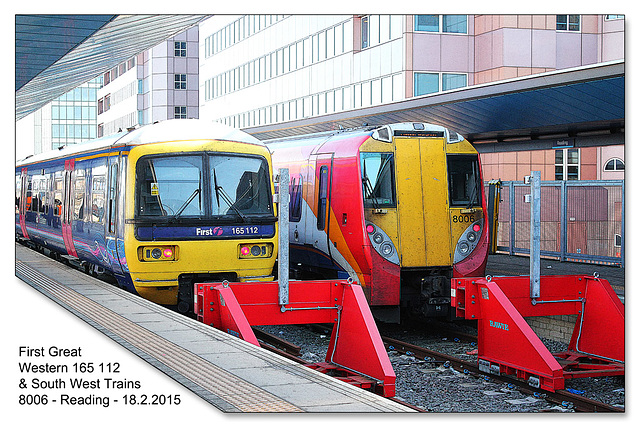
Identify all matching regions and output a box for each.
[398,267,453,320]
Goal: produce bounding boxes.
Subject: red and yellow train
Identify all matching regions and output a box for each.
[267,122,489,320]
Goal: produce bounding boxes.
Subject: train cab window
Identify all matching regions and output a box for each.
[447,155,481,207]
[317,166,329,230]
[136,155,204,218]
[209,154,272,216]
[360,152,396,208]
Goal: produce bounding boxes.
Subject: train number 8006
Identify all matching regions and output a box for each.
[452,214,475,224]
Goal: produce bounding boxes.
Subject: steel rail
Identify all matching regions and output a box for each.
[381,336,622,413]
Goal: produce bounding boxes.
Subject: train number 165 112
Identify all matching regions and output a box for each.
[231,226,259,235]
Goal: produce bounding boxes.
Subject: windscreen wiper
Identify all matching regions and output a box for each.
[212,168,246,221]
[171,188,201,221]
[362,161,380,209]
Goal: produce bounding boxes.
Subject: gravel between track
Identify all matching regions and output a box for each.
[255,322,625,413]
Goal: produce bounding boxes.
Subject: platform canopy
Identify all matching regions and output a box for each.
[245,61,624,143]
[15,14,208,120]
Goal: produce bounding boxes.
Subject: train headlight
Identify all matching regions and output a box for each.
[364,221,400,265]
[238,243,273,259]
[458,242,470,255]
[380,243,394,256]
[453,218,484,264]
[140,245,177,262]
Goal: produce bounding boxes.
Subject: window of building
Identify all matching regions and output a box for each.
[414,15,467,34]
[361,16,370,49]
[414,72,468,96]
[604,158,624,171]
[442,73,467,91]
[556,15,580,31]
[555,148,580,180]
[442,15,467,33]
[174,74,187,90]
[415,15,439,32]
[174,106,187,119]
[174,41,187,57]
[414,73,439,96]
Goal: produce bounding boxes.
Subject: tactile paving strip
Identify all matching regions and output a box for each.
[15,258,302,412]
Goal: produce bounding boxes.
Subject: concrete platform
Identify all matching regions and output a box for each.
[15,243,413,413]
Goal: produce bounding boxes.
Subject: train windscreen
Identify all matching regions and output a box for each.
[447,154,481,208]
[361,152,396,208]
[135,153,272,220]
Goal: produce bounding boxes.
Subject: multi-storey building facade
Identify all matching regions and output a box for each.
[22,78,102,155]
[97,26,199,137]
[198,14,624,181]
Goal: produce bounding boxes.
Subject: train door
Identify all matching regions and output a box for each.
[309,154,334,258]
[18,168,29,238]
[106,155,124,275]
[62,160,78,257]
[394,137,451,267]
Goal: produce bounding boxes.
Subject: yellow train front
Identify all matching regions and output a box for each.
[123,121,278,312]
[268,122,488,321]
[361,123,488,319]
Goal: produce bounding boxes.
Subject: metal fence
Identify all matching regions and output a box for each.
[491,180,624,267]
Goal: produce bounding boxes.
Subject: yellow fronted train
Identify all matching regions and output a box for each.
[16,120,278,313]
[267,122,489,320]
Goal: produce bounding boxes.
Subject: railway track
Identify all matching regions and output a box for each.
[26,244,621,412]
[381,336,623,413]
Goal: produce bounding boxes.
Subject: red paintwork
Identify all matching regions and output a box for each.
[194,280,396,396]
[270,132,396,303]
[451,275,624,391]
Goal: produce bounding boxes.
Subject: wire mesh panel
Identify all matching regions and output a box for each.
[496,184,511,250]
[493,180,623,266]
[566,183,623,262]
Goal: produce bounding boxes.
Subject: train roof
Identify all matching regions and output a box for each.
[16,119,264,167]
[263,122,464,148]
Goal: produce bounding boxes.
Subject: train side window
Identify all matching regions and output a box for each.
[73,169,86,221]
[26,178,33,212]
[91,166,106,223]
[317,166,328,230]
[54,172,64,217]
[290,174,303,222]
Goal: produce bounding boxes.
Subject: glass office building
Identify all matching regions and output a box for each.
[50,78,102,149]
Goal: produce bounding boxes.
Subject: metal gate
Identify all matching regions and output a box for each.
[490,180,624,267]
